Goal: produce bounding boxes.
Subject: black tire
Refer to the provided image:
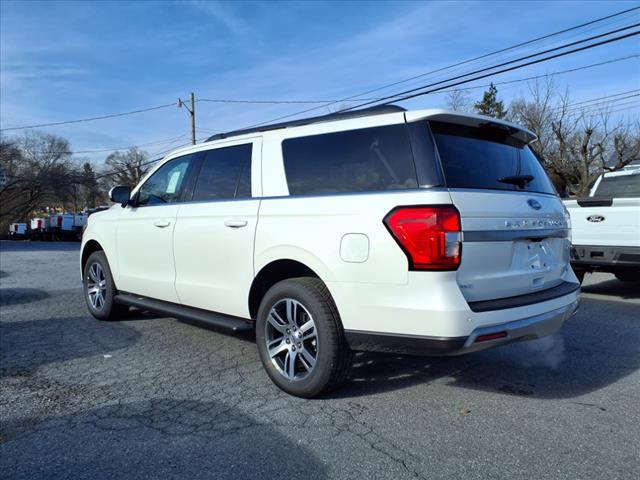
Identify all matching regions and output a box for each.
[573,267,586,284]
[256,277,353,398]
[83,251,129,321]
[615,270,640,282]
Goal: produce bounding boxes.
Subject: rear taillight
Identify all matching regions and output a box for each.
[384,206,461,271]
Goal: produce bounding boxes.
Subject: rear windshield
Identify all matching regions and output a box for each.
[430,121,556,195]
[593,173,640,198]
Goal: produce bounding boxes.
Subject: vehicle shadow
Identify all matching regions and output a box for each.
[0,288,50,307]
[0,316,141,376]
[0,240,80,252]
[1,399,327,480]
[581,278,640,300]
[331,297,639,400]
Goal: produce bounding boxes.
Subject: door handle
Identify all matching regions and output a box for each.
[224,219,248,228]
[154,219,171,228]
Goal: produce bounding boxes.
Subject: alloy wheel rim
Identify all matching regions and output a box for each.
[265,298,318,381]
[86,262,107,311]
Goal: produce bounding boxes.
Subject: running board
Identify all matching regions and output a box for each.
[114,293,254,332]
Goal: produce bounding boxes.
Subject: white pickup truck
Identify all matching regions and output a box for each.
[564,165,640,283]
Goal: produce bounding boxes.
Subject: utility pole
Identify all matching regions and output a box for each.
[177,92,196,145]
[190,92,196,145]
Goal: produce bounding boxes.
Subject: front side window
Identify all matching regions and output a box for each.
[192,143,253,201]
[136,154,194,206]
[282,124,419,195]
[430,121,556,195]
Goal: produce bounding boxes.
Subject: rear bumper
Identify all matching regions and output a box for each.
[345,298,580,356]
[571,245,640,271]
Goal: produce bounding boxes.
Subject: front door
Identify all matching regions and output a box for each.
[116,153,196,302]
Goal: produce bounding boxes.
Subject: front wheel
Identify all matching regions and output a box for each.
[83,251,129,321]
[256,277,353,398]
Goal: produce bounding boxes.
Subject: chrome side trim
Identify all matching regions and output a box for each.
[463,228,569,242]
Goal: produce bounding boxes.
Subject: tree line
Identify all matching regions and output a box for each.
[1,81,638,233]
[448,80,640,196]
[0,133,153,232]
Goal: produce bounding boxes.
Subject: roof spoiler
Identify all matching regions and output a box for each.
[405,109,537,144]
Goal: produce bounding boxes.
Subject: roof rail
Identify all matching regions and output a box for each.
[205,105,406,142]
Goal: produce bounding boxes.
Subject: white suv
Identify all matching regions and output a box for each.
[81,106,580,397]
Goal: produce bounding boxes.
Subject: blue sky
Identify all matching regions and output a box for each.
[1,0,638,163]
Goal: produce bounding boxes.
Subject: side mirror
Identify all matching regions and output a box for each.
[109,186,131,207]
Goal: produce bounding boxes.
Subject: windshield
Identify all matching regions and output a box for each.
[430,121,556,195]
[594,172,640,198]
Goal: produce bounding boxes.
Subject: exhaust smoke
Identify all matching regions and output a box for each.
[514,333,566,369]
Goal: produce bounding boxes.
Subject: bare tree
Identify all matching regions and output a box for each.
[102,147,151,187]
[507,80,639,196]
[445,89,472,112]
[609,121,640,170]
[1,131,79,228]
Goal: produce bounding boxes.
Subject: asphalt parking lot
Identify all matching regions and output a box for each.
[1,241,638,480]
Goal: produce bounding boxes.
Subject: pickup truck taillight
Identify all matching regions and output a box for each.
[384,206,461,271]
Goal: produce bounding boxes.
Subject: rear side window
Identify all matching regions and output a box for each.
[593,173,640,198]
[192,144,252,201]
[282,124,419,195]
[430,121,556,195]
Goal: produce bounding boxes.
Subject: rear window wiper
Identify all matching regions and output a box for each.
[498,175,534,188]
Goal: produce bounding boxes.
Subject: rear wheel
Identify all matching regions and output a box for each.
[256,277,352,398]
[615,270,639,283]
[83,251,129,320]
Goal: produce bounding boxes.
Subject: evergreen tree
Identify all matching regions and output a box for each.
[80,162,99,208]
[474,83,507,119]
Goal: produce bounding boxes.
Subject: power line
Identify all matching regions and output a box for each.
[97,135,210,180]
[562,90,640,108]
[95,149,176,180]
[239,7,640,128]
[560,101,640,118]
[71,134,189,155]
[341,27,640,112]
[195,55,639,134]
[339,23,640,112]
[14,134,189,156]
[387,11,638,96]
[535,90,640,115]
[434,54,639,95]
[197,97,382,105]
[606,103,640,115]
[3,7,637,146]
[567,99,640,115]
[1,103,176,132]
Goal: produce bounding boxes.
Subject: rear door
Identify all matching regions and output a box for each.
[173,138,261,318]
[428,120,571,303]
